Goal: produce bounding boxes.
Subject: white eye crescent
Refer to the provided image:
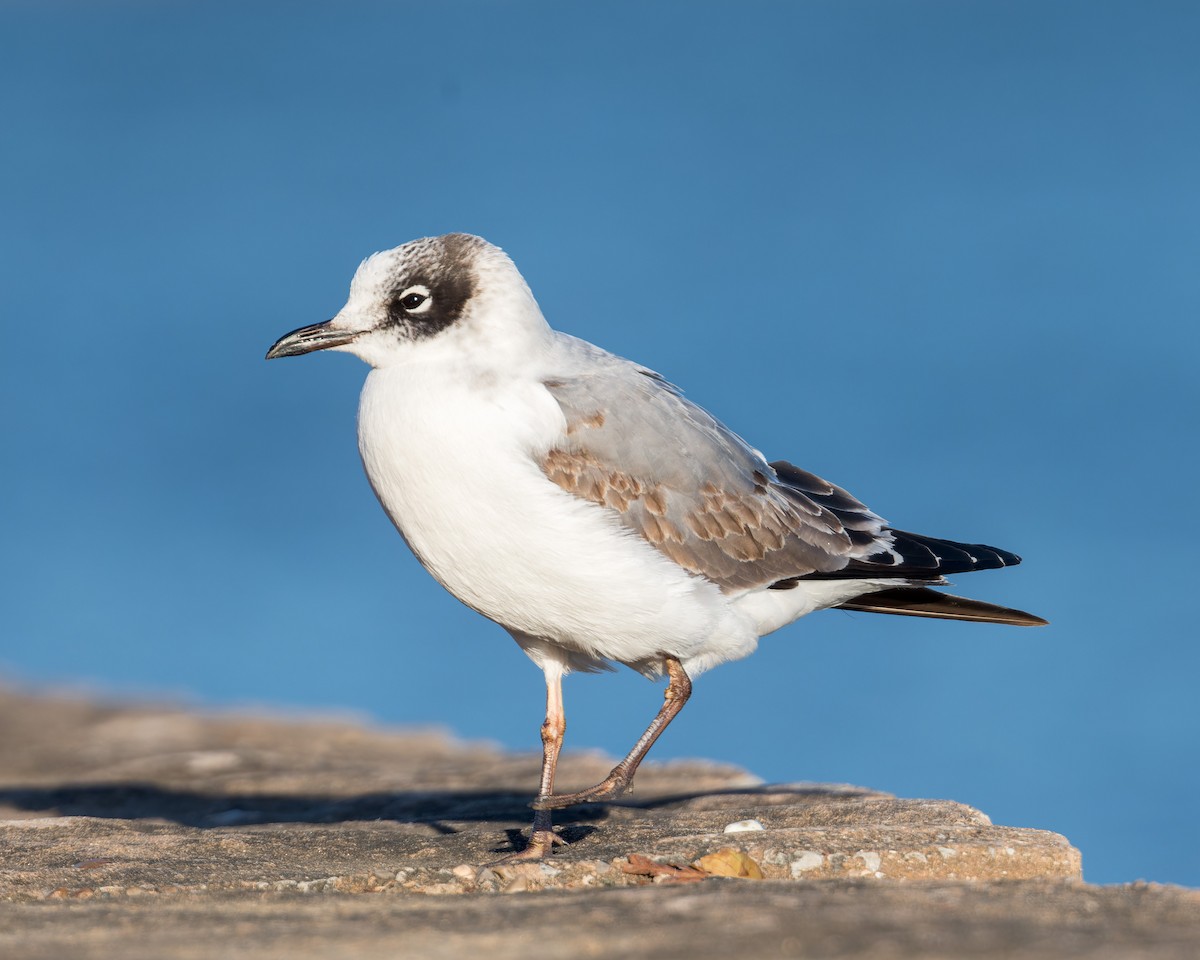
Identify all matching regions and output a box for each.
[397,284,432,313]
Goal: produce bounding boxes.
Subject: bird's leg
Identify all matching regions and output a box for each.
[495,662,567,861]
[532,655,691,811]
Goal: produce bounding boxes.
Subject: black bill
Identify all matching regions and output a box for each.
[265,320,358,359]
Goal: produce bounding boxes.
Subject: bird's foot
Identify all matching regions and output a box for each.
[488,828,564,864]
[530,772,632,810]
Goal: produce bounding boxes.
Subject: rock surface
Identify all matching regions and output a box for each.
[1,686,1196,958]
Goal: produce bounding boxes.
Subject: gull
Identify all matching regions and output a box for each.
[266,233,1046,859]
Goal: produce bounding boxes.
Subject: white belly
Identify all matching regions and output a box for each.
[356,365,759,673]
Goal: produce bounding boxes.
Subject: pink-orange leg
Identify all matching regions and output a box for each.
[532,655,692,811]
[493,661,567,862]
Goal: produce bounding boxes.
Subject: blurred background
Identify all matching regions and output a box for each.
[2,1,1196,886]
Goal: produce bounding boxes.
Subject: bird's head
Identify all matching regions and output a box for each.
[266,233,547,368]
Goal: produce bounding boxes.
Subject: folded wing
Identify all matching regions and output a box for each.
[539,354,1022,600]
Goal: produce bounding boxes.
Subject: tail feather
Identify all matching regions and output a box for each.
[836,586,1047,626]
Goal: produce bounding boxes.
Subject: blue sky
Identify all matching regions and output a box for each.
[2,1,1197,885]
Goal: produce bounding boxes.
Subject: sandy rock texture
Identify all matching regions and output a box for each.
[0,686,1196,959]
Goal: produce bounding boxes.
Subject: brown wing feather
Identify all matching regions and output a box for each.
[540,368,882,592]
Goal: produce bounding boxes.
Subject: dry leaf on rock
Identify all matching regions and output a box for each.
[694,848,764,879]
[621,854,707,883]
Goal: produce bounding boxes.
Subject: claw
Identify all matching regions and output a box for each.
[487,828,564,865]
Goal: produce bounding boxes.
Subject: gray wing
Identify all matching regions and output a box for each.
[539,358,896,593]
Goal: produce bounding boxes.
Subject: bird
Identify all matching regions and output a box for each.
[266,232,1046,860]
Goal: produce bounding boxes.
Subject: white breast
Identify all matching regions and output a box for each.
[356,362,759,673]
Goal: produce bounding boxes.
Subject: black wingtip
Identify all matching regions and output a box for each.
[802,529,1026,581]
[884,531,1024,575]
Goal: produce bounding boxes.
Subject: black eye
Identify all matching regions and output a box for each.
[400,293,427,310]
